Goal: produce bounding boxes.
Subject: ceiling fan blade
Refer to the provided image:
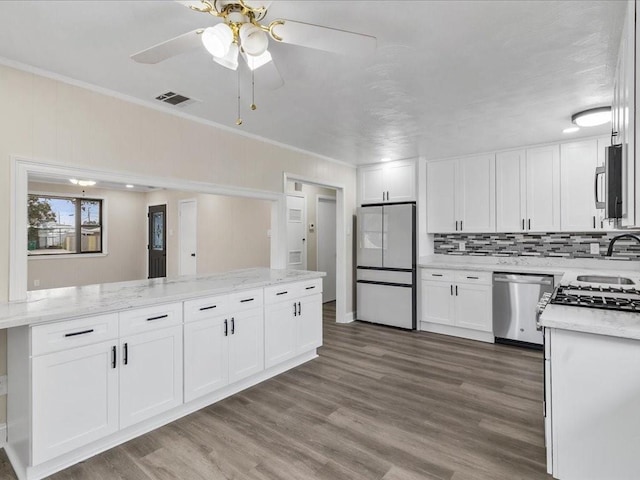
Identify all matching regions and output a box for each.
[254,57,284,90]
[131,28,204,64]
[270,19,376,56]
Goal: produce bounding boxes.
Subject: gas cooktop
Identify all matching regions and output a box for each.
[550,284,640,313]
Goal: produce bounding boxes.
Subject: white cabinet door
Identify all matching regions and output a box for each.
[427,160,457,233]
[421,281,454,326]
[297,294,323,353]
[264,302,297,369]
[596,136,612,230]
[457,155,496,233]
[359,166,385,204]
[228,308,264,384]
[32,340,118,465]
[496,150,526,232]
[526,145,560,232]
[184,315,229,402]
[454,283,492,332]
[560,140,599,231]
[386,160,416,202]
[119,326,183,429]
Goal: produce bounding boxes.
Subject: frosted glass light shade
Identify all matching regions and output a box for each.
[201,23,233,58]
[213,42,239,70]
[241,48,272,70]
[571,107,612,127]
[239,23,268,56]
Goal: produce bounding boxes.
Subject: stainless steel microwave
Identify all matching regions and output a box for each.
[595,144,623,219]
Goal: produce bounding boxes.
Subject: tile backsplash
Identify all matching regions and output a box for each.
[434,232,640,261]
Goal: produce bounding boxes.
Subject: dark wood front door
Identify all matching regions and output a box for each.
[148,204,167,279]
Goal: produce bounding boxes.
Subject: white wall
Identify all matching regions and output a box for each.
[27,182,148,290]
[0,64,357,423]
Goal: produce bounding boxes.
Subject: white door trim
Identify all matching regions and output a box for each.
[10,156,284,301]
[282,173,349,324]
[178,198,197,276]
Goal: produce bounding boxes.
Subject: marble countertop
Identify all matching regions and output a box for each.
[0,268,325,329]
[539,304,640,341]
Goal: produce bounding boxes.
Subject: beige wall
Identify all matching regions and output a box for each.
[286,182,336,272]
[0,64,357,423]
[27,182,148,290]
[145,190,271,276]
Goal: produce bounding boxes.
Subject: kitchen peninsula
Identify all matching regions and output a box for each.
[0,268,324,480]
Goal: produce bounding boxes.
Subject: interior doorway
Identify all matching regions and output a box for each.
[317,196,337,303]
[179,199,197,276]
[148,204,167,278]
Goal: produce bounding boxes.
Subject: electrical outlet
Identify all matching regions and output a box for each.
[33,279,40,287]
[590,243,600,255]
[459,241,466,251]
[0,375,8,396]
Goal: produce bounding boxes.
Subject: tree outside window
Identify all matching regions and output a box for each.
[28,195,103,255]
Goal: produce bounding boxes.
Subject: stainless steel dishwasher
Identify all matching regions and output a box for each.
[493,273,554,347]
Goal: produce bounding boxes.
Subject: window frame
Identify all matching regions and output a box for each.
[27,192,107,258]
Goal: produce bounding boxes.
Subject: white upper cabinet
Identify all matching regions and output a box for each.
[359,159,416,205]
[427,155,495,233]
[526,145,561,232]
[495,150,526,232]
[560,139,601,231]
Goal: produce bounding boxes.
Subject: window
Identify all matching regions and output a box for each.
[28,194,103,255]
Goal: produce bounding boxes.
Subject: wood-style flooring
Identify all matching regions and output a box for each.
[0,303,551,479]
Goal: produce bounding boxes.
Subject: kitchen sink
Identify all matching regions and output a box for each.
[576,275,635,285]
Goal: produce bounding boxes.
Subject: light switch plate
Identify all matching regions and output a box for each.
[590,243,600,255]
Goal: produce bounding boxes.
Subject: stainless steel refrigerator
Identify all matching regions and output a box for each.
[356,202,416,329]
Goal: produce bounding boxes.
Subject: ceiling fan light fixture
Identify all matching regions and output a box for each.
[201,23,233,58]
[241,48,272,70]
[213,41,239,70]
[571,107,612,127]
[239,23,269,56]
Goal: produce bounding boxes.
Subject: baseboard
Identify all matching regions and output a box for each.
[339,311,355,323]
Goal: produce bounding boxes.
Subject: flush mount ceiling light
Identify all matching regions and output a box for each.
[571,107,612,127]
[69,179,96,187]
[131,0,376,124]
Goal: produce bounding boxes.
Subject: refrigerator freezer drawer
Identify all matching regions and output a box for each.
[356,269,413,284]
[357,282,414,329]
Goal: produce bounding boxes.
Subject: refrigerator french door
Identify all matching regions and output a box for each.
[356,203,416,329]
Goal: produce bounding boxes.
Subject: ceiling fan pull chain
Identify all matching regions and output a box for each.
[236,67,242,125]
[251,69,257,111]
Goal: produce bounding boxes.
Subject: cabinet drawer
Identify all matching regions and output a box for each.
[184,294,229,322]
[421,269,454,282]
[264,284,298,304]
[296,278,323,297]
[119,303,183,337]
[32,314,118,356]
[454,271,492,285]
[228,289,264,311]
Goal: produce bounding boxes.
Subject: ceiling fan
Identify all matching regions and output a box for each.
[131,0,377,83]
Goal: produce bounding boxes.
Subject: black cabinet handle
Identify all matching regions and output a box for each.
[240,298,254,303]
[432,273,443,277]
[467,276,479,280]
[190,253,196,257]
[224,319,228,336]
[64,329,94,338]
[199,305,216,311]
[528,219,531,230]
[305,286,316,290]
[293,303,297,317]
[231,317,235,335]
[111,346,117,369]
[522,219,525,230]
[455,285,458,296]
[450,285,453,296]
[123,343,128,365]
[455,221,458,231]
[298,302,301,316]
[147,314,168,322]
[276,291,288,296]
[460,220,463,231]
[593,216,596,229]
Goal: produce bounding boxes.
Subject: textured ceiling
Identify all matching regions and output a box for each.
[0,1,627,165]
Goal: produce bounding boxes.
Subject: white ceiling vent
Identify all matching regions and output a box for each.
[155,91,199,108]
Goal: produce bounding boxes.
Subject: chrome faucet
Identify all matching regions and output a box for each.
[605,234,640,256]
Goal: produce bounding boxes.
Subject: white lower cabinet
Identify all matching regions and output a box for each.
[420,269,493,342]
[119,325,183,429]
[32,340,119,465]
[7,279,324,480]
